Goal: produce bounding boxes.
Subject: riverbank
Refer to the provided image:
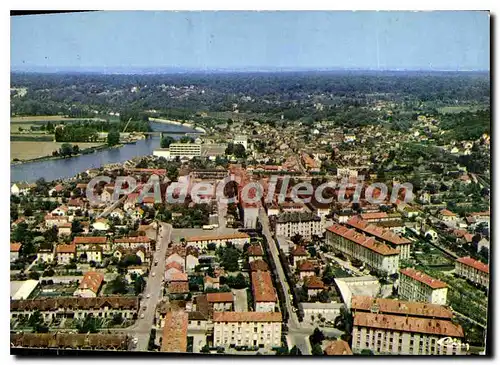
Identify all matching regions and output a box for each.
[148,117,206,133]
[11,143,122,166]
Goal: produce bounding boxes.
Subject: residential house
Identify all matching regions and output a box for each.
[206,292,234,312]
[10,243,22,262]
[304,276,325,299]
[290,245,309,268]
[324,340,353,355]
[73,271,104,298]
[56,244,76,265]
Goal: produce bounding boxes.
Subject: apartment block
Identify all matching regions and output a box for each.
[351,296,464,355]
[213,312,282,349]
[326,224,400,276]
[399,268,448,305]
[455,257,489,288]
[274,212,322,239]
[346,216,412,259]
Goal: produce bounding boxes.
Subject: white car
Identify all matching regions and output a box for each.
[152,272,156,277]
[146,294,151,299]
[140,313,145,319]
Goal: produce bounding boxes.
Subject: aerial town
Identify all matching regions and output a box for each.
[10,11,490,357]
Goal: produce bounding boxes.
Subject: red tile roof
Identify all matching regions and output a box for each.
[168,282,189,294]
[73,236,107,245]
[247,244,264,256]
[213,311,282,323]
[251,270,277,303]
[440,209,456,217]
[78,271,104,294]
[324,340,353,355]
[456,256,489,274]
[326,224,400,256]
[170,272,188,282]
[56,244,76,254]
[290,245,308,256]
[166,261,183,272]
[304,275,325,289]
[351,296,453,319]
[354,312,464,337]
[10,243,22,252]
[400,268,448,289]
[347,216,411,245]
[360,212,388,220]
[114,236,151,244]
[249,259,269,271]
[161,311,188,353]
[298,260,315,272]
[206,292,233,303]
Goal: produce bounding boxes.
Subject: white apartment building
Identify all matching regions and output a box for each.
[346,216,412,260]
[212,312,282,349]
[351,296,464,355]
[352,312,465,355]
[299,302,344,322]
[153,142,202,160]
[185,232,251,249]
[326,224,400,276]
[274,212,322,240]
[398,268,448,305]
[455,257,489,288]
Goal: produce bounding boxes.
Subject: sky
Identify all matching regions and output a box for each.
[11,11,490,72]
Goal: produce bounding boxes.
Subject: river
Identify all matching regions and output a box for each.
[10,122,197,183]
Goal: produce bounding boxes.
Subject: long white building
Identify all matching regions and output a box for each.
[351,296,465,355]
[326,224,400,276]
[398,268,448,305]
[212,312,282,349]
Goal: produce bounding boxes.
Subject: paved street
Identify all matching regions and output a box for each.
[258,208,312,354]
[128,222,172,351]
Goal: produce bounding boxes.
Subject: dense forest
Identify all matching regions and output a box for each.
[11,71,490,122]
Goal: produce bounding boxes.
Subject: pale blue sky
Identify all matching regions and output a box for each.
[11,11,490,72]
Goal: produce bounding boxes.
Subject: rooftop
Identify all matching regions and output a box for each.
[351,296,453,319]
[206,292,234,303]
[249,259,269,271]
[359,212,388,220]
[324,340,353,355]
[73,236,107,245]
[347,216,411,245]
[354,312,464,337]
[213,311,282,323]
[400,268,448,289]
[456,256,489,274]
[161,311,188,353]
[78,271,104,294]
[326,224,400,256]
[276,212,321,224]
[251,270,277,303]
